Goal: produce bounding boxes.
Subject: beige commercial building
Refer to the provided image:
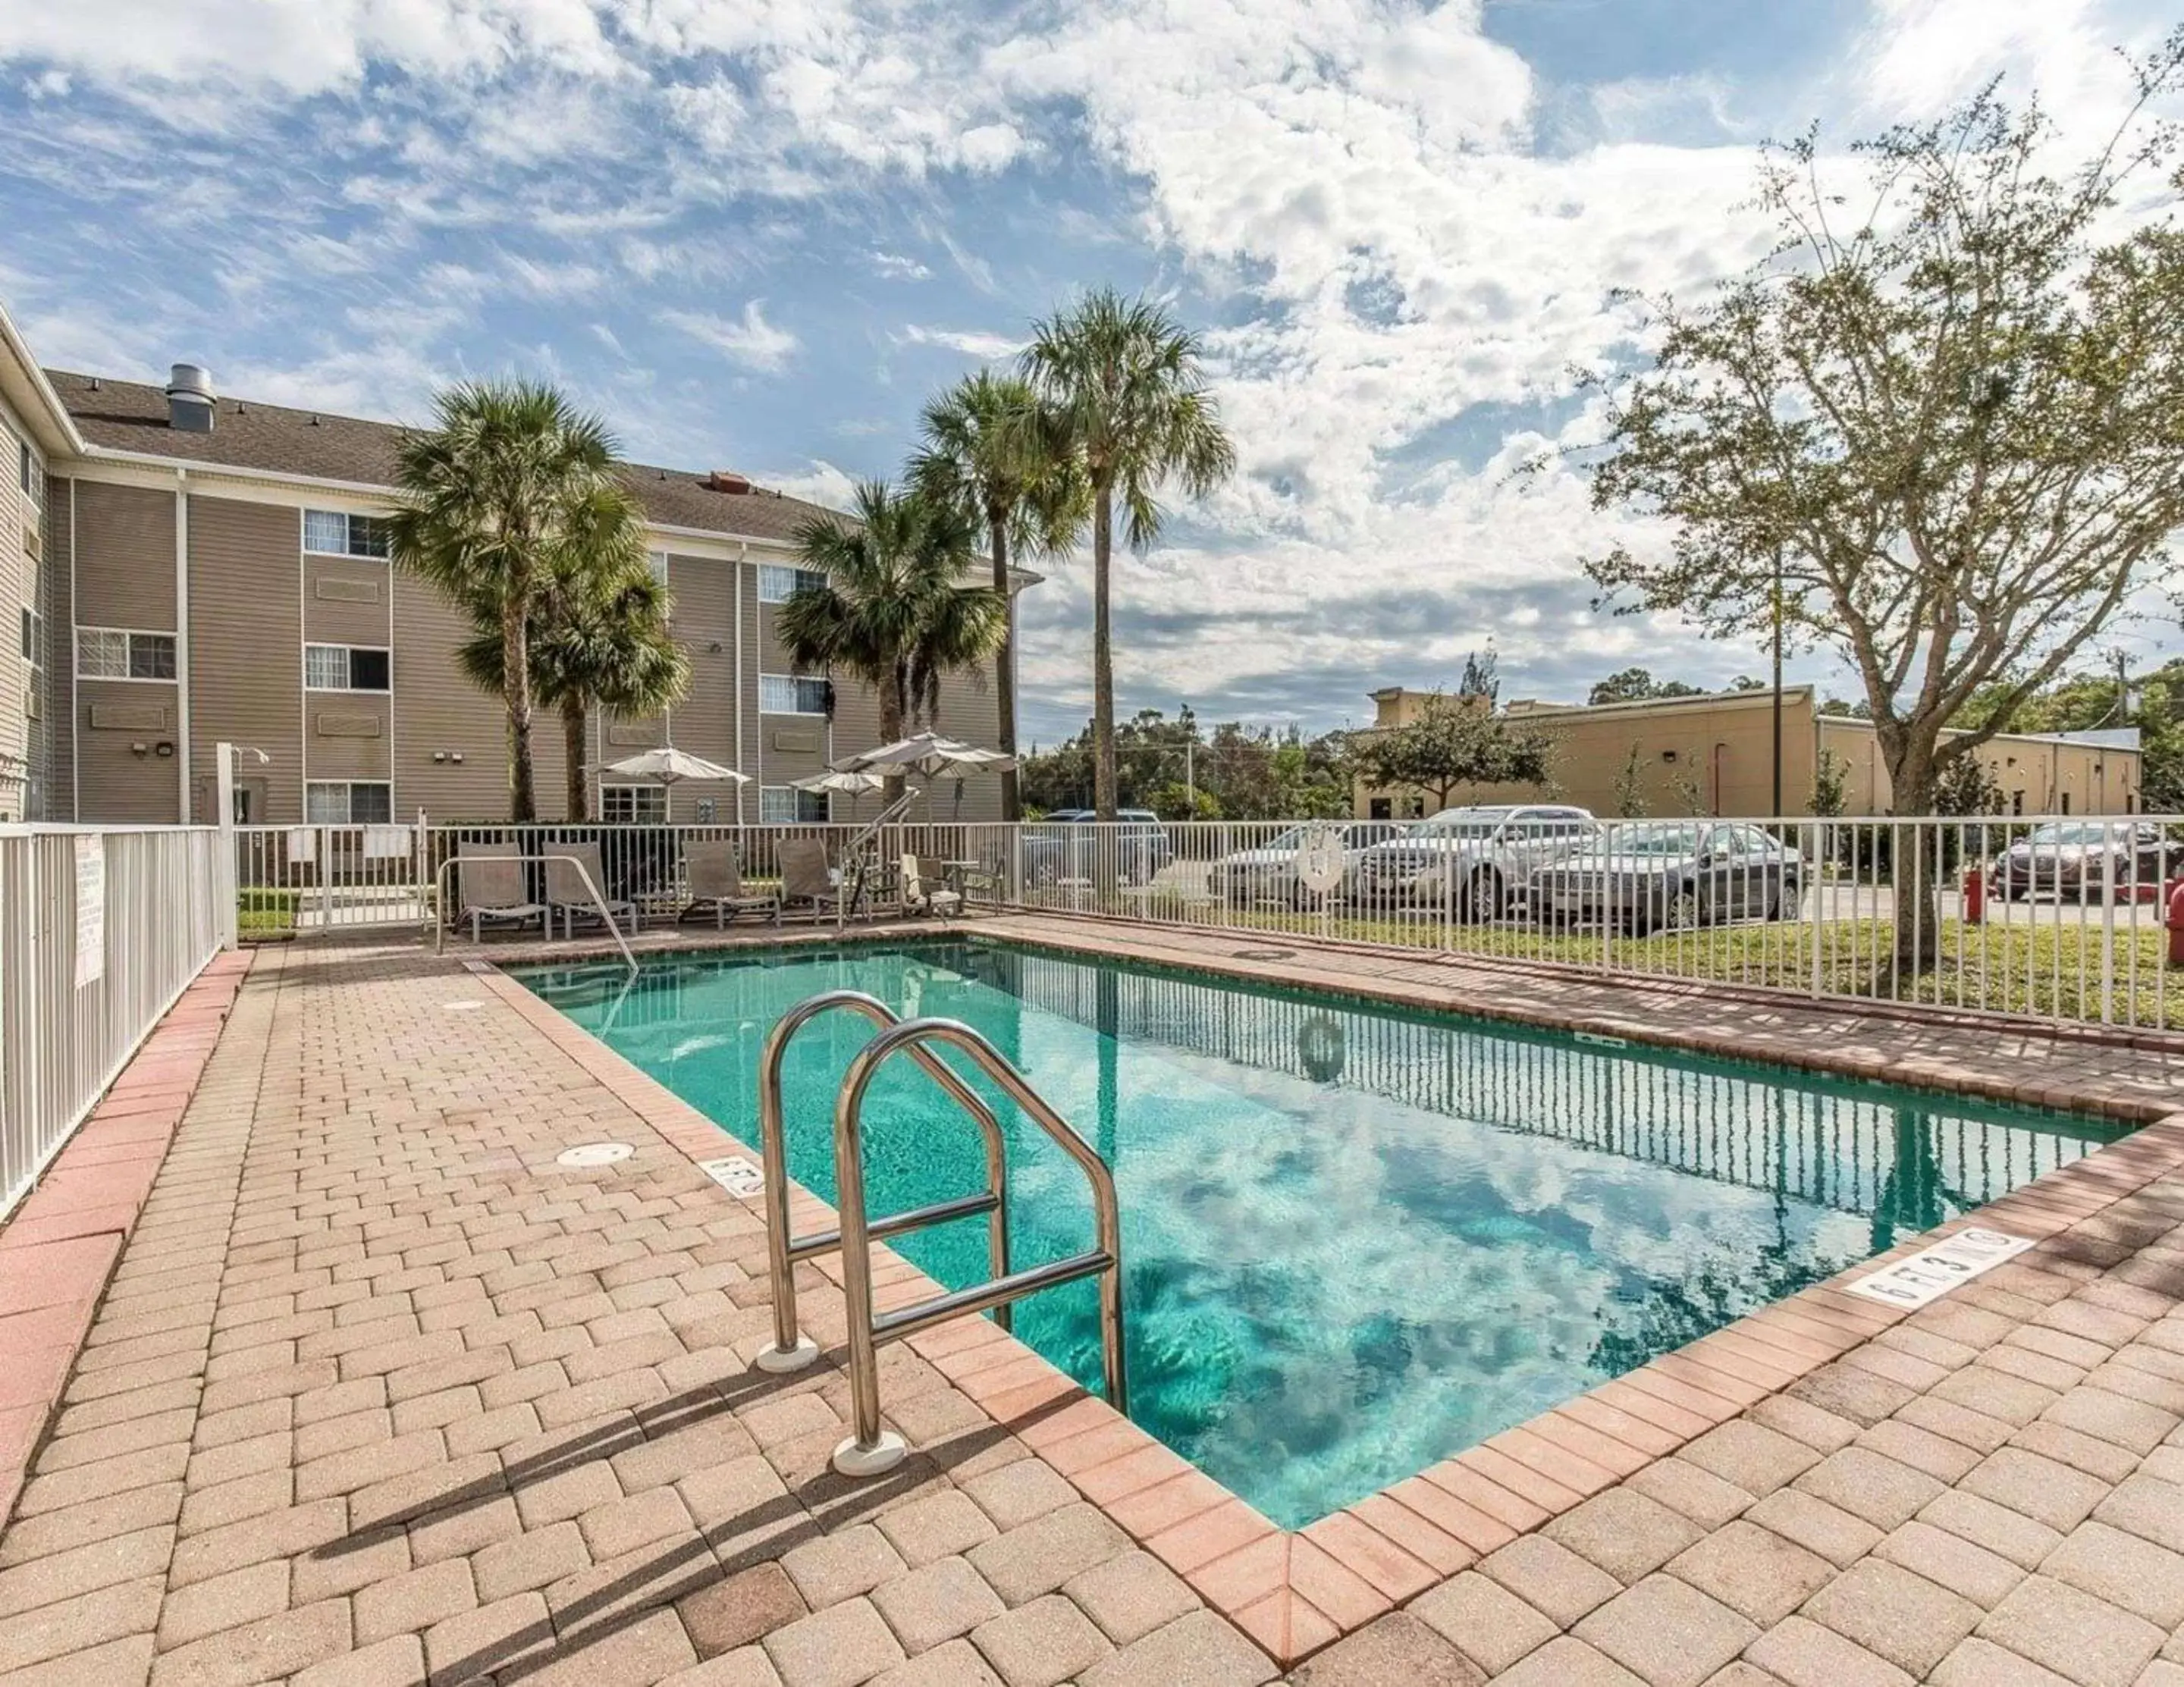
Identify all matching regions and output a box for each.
[1355,685,2142,820]
[0,299,1014,827]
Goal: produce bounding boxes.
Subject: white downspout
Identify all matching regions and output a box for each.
[174,468,190,819]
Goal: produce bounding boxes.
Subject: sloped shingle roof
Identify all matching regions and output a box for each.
[44,369,845,546]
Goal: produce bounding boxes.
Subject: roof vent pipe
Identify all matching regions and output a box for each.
[166,364,215,433]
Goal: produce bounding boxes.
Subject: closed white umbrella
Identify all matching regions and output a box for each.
[596,748,750,785]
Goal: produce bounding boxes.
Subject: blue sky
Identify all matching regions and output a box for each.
[0,0,2175,744]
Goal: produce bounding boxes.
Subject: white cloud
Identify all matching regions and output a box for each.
[870,250,932,280]
[660,301,799,372]
[895,324,1025,359]
[763,458,859,511]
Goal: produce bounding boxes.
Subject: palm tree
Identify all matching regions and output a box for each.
[458,550,690,821]
[1018,289,1235,821]
[779,482,1006,803]
[912,372,1087,819]
[390,381,642,821]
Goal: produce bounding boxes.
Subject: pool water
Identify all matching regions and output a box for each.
[514,939,2128,1528]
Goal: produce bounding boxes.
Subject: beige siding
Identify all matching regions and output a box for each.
[307,695,392,782]
[73,482,176,633]
[932,671,1005,821]
[390,570,572,821]
[302,554,393,648]
[77,679,180,821]
[187,495,303,824]
[737,563,759,820]
[45,478,72,820]
[664,552,742,821]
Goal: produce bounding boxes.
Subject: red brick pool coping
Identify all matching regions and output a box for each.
[470,923,2184,1667]
[0,949,252,1527]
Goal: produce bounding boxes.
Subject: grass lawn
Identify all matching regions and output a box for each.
[238,888,301,940]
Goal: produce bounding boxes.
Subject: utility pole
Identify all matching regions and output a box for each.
[1185,737,1194,814]
[1771,546,1785,818]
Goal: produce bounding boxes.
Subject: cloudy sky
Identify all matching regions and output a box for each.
[0,0,2176,742]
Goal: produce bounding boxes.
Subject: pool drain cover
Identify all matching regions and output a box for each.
[1230,947,1294,961]
[557,1142,633,1168]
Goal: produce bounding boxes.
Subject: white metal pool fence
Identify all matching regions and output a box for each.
[1,825,221,1220]
[11,811,2163,1222]
[222,812,2184,1035]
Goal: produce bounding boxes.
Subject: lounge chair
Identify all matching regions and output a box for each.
[680,839,780,928]
[903,854,962,919]
[544,842,640,940]
[779,836,853,922]
[457,839,546,942]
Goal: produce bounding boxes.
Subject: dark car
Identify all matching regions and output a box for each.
[1990,820,2174,902]
[1530,820,1805,936]
[1021,808,1173,886]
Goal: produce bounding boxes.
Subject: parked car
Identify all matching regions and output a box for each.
[1021,808,1173,886]
[1989,820,2175,902]
[1210,820,1407,908]
[1351,805,1598,920]
[1530,820,1805,936]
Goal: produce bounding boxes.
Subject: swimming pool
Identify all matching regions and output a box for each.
[514,938,2128,1527]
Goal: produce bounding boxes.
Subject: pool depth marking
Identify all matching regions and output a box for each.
[1844,1226,2034,1308]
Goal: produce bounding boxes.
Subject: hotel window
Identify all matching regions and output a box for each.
[601,784,668,824]
[648,550,670,584]
[761,785,828,823]
[19,608,38,667]
[305,782,394,825]
[757,564,826,603]
[304,644,391,691]
[760,673,830,715]
[303,509,394,558]
[77,627,177,681]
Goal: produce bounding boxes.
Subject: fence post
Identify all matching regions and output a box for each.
[215,742,239,950]
[1809,821,1826,997]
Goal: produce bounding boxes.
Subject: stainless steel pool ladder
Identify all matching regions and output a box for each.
[752,989,1128,1478]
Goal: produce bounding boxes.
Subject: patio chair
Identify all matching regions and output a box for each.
[679,839,780,929]
[544,842,640,941]
[457,839,545,942]
[903,854,963,919]
[779,836,853,922]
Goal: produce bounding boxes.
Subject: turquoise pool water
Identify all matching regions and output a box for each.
[513,939,2127,1527]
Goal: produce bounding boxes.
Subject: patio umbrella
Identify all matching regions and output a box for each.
[836,732,1016,779]
[791,767,885,820]
[791,769,886,795]
[595,747,751,785]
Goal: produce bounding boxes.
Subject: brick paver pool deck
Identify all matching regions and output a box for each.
[3,921,2184,1685]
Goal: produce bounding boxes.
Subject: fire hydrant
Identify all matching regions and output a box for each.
[1962,867,1985,926]
[2168,879,2184,967]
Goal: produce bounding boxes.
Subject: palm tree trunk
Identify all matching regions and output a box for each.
[1091,482,1116,823]
[990,506,1021,822]
[503,585,537,823]
[563,698,588,823]
[880,672,907,811]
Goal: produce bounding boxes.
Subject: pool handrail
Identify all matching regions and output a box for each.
[752,990,1012,1374]
[824,1015,1127,1478]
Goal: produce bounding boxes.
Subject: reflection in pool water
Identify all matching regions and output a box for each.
[516,939,2127,1528]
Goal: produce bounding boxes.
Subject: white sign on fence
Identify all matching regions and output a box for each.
[72,834,105,988]
[1844,1226,2034,1309]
